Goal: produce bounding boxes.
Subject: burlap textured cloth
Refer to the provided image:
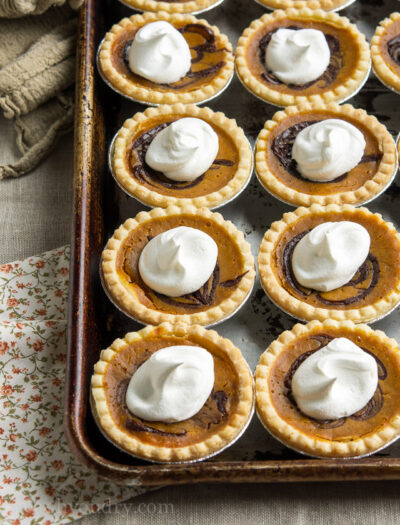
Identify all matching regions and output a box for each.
[0,1,83,180]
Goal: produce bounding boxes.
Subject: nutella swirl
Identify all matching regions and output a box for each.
[282,230,380,306]
[387,34,400,66]
[124,23,228,90]
[152,263,248,309]
[117,378,187,437]
[259,26,342,90]
[128,122,234,190]
[283,334,386,429]
[117,378,230,437]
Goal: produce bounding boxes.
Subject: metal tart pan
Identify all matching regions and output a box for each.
[372,65,400,97]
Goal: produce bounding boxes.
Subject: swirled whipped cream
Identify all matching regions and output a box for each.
[292,120,366,181]
[126,345,214,423]
[138,226,218,297]
[292,337,378,420]
[292,221,370,292]
[145,118,219,181]
[128,21,192,84]
[265,28,330,85]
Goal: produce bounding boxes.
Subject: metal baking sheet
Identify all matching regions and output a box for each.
[65,0,400,485]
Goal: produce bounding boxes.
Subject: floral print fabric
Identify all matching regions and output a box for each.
[0,247,142,525]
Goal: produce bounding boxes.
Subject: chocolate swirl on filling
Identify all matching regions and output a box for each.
[282,230,380,306]
[272,121,383,183]
[128,122,235,191]
[116,378,187,437]
[116,378,229,436]
[258,26,342,90]
[152,264,249,309]
[123,23,228,90]
[283,334,386,429]
[387,34,400,66]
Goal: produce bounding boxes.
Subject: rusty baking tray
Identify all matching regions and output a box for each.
[65,0,400,485]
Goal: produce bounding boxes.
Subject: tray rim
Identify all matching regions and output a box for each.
[65,0,400,486]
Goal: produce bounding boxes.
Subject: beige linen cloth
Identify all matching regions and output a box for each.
[0,0,83,180]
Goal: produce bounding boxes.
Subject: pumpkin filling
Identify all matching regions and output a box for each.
[268,326,400,442]
[265,110,383,196]
[378,19,400,74]
[103,333,239,447]
[245,19,361,96]
[108,22,230,93]
[113,215,247,315]
[123,114,239,198]
[272,210,400,309]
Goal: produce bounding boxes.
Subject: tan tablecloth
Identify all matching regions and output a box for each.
[2,113,400,524]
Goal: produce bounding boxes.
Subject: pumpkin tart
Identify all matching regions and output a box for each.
[258,204,400,323]
[371,13,400,95]
[111,104,253,209]
[91,322,254,462]
[255,320,400,458]
[255,101,397,207]
[235,8,370,107]
[98,12,234,105]
[101,205,255,326]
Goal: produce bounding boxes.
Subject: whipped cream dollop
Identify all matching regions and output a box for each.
[265,28,330,85]
[138,226,218,297]
[128,21,192,84]
[292,337,378,420]
[292,119,366,181]
[126,345,214,423]
[292,221,370,292]
[145,118,219,181]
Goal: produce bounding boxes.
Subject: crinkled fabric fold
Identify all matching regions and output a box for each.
[0,0,82,18]
[0,4,81,180]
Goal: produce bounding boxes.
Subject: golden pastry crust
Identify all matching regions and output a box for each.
[235,8,371,107]
[255,320,400,458]
[371,13,400,94]
[112,104,253,209]
[255,0,353,11]
[101,205,255,326]
[120,0,223,14]
[98,12,234,105]
[91,322,255,463]
[258,203,400,323]
[255,101,397,207]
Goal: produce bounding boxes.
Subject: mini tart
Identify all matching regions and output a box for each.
[235,8,370,107]
[254,0,354,11]
[119,0,223,14]
[255,101,397,207]
[91,323,254,463]
[101,205,255,326]
[111,104,253,209]
[258,204,400,323]
[98,12,234,105]
[371,13,400,95]
[255,320,400,459]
